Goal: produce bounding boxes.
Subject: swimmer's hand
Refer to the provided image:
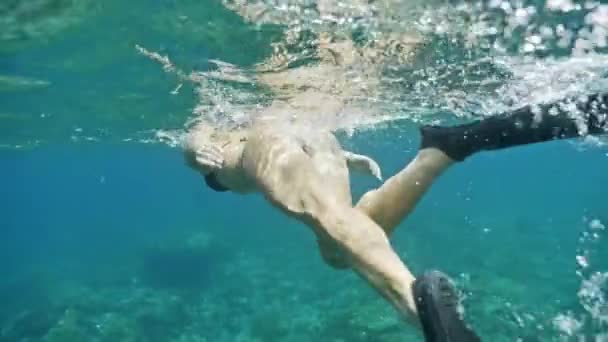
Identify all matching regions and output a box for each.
[193,145,225,175]
[344,151,383,181]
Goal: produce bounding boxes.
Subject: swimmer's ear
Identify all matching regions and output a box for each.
[344,151,383,181]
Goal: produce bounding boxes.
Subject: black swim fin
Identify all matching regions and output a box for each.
[413,270,481,342]
[420,93,608,161]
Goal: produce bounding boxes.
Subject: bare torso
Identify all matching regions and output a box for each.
[241,125,353,208]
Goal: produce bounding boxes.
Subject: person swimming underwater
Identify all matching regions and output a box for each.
[185,93,607,341]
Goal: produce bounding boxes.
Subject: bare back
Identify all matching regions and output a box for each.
[241,125,353,215]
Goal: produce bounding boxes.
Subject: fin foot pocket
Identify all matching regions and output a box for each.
[413,270,481,342]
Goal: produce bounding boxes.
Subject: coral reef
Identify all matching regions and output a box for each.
[1,217,606,341]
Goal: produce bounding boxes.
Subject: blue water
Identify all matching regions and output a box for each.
[2,1,608,341]
[3,127,607,340]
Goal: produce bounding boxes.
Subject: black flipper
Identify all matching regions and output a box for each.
[421,93,608,161]
[413,270,481,342]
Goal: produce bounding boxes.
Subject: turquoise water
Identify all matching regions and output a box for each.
[2,0,608,341]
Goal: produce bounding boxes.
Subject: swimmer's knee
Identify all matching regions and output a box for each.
[357,189,379,208]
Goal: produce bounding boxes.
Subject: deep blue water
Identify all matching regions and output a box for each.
[2,124,607,340]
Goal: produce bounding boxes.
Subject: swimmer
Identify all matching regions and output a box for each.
[184,93,607,341]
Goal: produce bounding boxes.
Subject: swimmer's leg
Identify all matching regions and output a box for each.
[243,135,481,340]
[356,148,454,236]
[242,137,421,325]
[349,156,482,341]
[317,238,350,269]
[357,92,608,236]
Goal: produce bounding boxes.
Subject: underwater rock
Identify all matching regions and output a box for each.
[250,309,290,340]
[43,309,86,342]
[94,312,138,342]
[0,308,62,341]
[133,292,186,342]
[350,302,400,334]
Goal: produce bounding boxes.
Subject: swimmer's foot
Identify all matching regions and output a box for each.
[420,92,608,161]
[413,270,481,342]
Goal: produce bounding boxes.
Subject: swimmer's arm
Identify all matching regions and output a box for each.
[344,151,383,181]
